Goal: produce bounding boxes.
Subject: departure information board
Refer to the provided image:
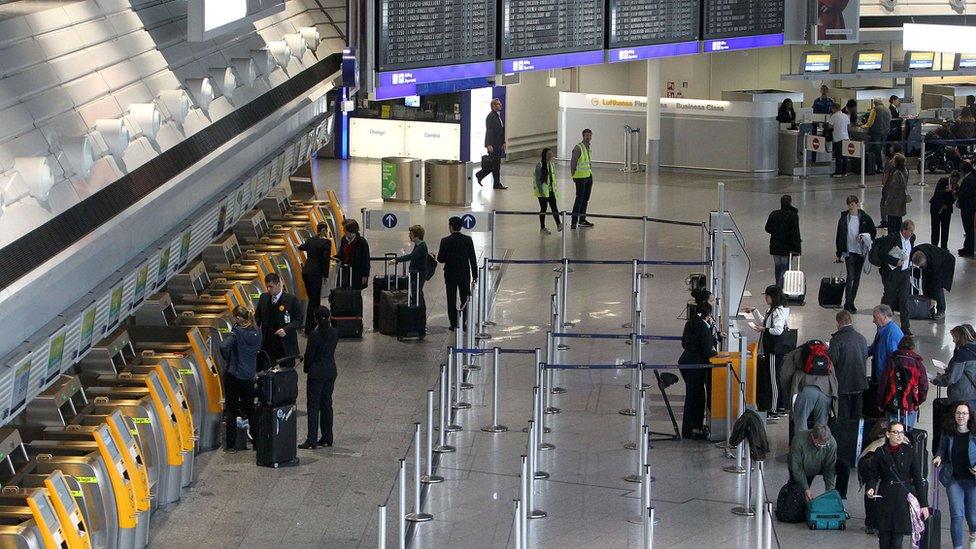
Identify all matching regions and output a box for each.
[500,0,605,59]
[608,0,699,48]
[702,0,784,40]
[377,0,496,71]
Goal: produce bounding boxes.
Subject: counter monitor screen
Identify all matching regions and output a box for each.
[607,0,700,48]
[404,95,421,107]
[376,0,496,71]
[702,0,784,40]
[802,53,831,73]
[855,51,884,72]
[958,53,976,70]
[908,52,935,70]
[500,0,605,58]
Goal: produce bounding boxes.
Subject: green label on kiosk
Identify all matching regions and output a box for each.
[131,417,151,424]
[75,476,97,484]
[70,490,83,497]
[381,161,397,199]
[179,368,194,375]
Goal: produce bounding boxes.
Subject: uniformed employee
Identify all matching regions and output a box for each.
[570,128,594,229]
[255,273,303,370]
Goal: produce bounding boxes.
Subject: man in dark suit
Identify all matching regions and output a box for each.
[474,98,508,190]
[255,272,303,369]
[437,216,478,331]
[335,219,370,289]
[299,307,338,449]
[879,220,916,335]
[911,243,956,321]
[298,221,332,335]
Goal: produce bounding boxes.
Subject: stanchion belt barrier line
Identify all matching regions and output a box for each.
[493,208,705,227]
[637,259,711,266]
[543,362,722,370]
[449,347,538,354]
[549,332,682,341]
[486,258,709,266]
[486,258,564,265]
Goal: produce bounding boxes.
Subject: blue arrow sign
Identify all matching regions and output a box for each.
[382,213,398,229]
[460,214,476,230]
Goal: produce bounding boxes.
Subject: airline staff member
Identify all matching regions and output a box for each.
[298,222,332,335]
[255,273,303,370]
[570,129,594,230]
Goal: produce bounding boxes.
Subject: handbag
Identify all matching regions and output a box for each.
[773,327,799,355]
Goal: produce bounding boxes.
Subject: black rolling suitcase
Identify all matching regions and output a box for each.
[256,364,299,407]
[818,264,845,308]
[932,392,951,455]
[255,403,299,468]
[905,268,933,320]
[919,471,942,548]
[378,287,407,336]
[372,254,407,330]
[329,266,363,338]
[396,271,426,341]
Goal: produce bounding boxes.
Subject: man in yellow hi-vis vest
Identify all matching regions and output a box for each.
[570,128,594,229]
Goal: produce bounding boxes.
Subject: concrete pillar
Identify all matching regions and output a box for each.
[645,59,661,175]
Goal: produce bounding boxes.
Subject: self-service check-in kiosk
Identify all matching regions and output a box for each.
[8,470,93,549]
[0,485,76,549]
[204,234,302,304]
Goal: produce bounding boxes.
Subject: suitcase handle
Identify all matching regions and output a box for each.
[408,270,420,307]
[789,252,800,271]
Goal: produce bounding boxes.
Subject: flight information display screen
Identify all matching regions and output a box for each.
[702,0,784,40]
[500,0,605,59]
[376,0,496,71]
[608,0,700,48]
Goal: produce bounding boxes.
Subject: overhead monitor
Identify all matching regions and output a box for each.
[702,0,784,40]
[404,96,420,108]
[187,0,285,42]
[907,51,935,71]
[802,52,832,73]
[376,0,496,72]
[607,0,700,52]
[853,51,884,72]
[500,0,605,70]
[957,53,976,70]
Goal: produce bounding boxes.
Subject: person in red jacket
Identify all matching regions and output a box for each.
[879,335,929,429]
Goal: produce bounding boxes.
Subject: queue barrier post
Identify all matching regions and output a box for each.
[488,211,498,270]
[754,460,765,549]
[455,348,473,404]
[628,425,652,523]
[477,260,493,338]
[640,217,652,279]
[482,347,509,433]
[730,447,754,514]
[625,366,645,450]
[513,499,522,549]
[644,507,656,549]
[560,258,572,327]
[397,459,406,549]
[764,502,773,549]
[920,139,926,187]
[625,391,647,483]
[436,364,458,447]
[724,366,747,473]
[530,394,549,479]
[405,423,433,522]
[465,286,479,370]
[377,504,387,549]
[519,455,529,536]
[623,262,638,328]
[560,210,569,259]
[715,361,734,454]
[554,280,570,351]
[422,390,444,482]
[526,419,547,519]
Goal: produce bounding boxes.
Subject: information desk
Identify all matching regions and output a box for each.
[557,92,778,173]
[349,118,460,160]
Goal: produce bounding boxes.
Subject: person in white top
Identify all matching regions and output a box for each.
[828,102,851,177]
[752,285,792,417]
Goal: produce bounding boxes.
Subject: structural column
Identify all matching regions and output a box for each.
[645,59,661,175]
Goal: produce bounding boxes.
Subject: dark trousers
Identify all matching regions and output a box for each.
[537,195,559,229]
[302,272,324,334]
[260,338,286,371]
[962,208,975,254]
[877,530,904,549]
[757,353,786,411]
[305,377,335,444]
[224,374,255,448]
[886,215,902,235]
[869,139,886,173]
[832,141,847,174]
[881,267,912,332]
[445,276,471,330]
[927,286,946,315]
[571,177,593,226]
[844,253,865,309]
[475,154,502,187]
[837,392,863,420]
[931,205,952,250]
[679,367,708,437]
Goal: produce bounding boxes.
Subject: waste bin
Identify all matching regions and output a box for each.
[381,157,423,203]
[424,160,473,206]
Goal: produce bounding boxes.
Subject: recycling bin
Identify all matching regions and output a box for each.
[381,157,423,203]
[424,159,473,206]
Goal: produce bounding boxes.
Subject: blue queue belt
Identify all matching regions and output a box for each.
[449,347,538,355]
[542,362,724,370]
[486,258,564,265]
[550,332,682,341]
[637,259,711,266]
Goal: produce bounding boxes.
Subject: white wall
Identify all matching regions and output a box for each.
[504,71,567,156]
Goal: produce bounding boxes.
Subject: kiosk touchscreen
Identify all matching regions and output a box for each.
[957,53,976,70]
[801,52,832,73]
[853,51,884,72]
[907,51,935,71]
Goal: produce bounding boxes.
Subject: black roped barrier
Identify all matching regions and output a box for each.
[0,53,344,291]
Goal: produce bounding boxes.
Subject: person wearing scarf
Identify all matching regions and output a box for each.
[864,421,931,548]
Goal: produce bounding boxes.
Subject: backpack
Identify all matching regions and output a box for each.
[884,354,921,412]
[425,253,437,281]
[868,235,889,268]
[775,480,807,523]
[800,340,832,375]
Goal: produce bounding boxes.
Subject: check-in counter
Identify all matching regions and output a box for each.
[721,89,804,104]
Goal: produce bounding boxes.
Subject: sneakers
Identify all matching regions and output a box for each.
[579,220,594,227]
[298,441,317,450]
[493,184,508,190]
[556,224,563,232]
[540,227,551,235]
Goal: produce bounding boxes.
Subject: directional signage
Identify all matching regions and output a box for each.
[448,211,490,232]
[841,139,863,158]
[365,210,411,231]
[804,134,826,153]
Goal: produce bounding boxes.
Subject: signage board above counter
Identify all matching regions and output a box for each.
[702,0,784,40]
[376,0,496,72]
[500,0,605,60]
[607,0,700,51]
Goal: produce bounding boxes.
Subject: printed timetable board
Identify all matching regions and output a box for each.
[500,0,605,59]
[376,0,496,72]
[608,0,700,49]
[702,0,784,40]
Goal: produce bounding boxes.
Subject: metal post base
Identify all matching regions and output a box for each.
[627,514,661,525]
[476,333,492,340]
[539,442,555,450]
[556,344,570,351]
[481,424,509,433]
[522,426,552,434]
[544,406,561,414]
[723,465,746,474]
[533,471,550,480]
[445,424,462,432]
[731,506,755,517]
[619,408,637,416]
[452,402,472,409]
[405,512,434,523]
[624,442,638,450]
[528,510,547,519]
[550,387,566,394]
[624,474,642,483]
[460,381,475,389]
[422,475,444,484]
[433,444,456,453]
[624,383,652,390]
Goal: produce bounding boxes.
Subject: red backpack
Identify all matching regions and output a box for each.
[800,340,832,375]
[882,353,922,412]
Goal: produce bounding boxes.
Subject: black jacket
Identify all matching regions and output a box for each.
[678,316,718,366]
[828,325,869,394]
[336,235,371,289]
[396,241,429,280]
[834,209,877,258]
[219,325,262,380]
[863,443,929,534]
[958,173,976,212]
[729,410,770,461]
[303,325,338,379]
[776,105,795,124]
[299,235,332,276]
[437,232,478,281]
[485,110,505,154]
[764,205,802,256]
[255,291,303,358]
[913,243,956,292]
[879,232,916,272]
[929,177,956,213]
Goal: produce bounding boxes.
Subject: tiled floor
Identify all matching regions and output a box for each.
[147,157,969,548]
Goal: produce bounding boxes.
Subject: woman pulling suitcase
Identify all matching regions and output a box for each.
[864,421,932,548]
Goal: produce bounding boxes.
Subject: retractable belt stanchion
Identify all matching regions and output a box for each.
[423,390,444,482]
[439,363,460,439]
[628,425,652,522]
[768,355,779,423]
[377,504,387,549]
[482,347,509,433]
[465,284,479,370]
[625,391,647,483]
[525,418,547,519]
[455,348,472,406]
[764,502,773,549]
[530,390,549,479]
[623,261,639,329]
[725,358,747,474]
[477,260,492,339]
[397,459,407,549]
[513,499,522,549]
[620,318,642,416]
[716,360,734,455]
[519,455,529,536]
[554,280,569,352]
[644,507,656,549]
[488,211,498,270]
[641,218,651,279]
[560,258,572,327]
[405,423,433,522]
[731,443,754,515]
[625,363,645,449]
[755,461,765,549]
[920,140,926,187]
[447,352,466,427]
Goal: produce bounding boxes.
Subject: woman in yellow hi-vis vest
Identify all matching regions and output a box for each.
[570,129,594,229]
[533,148,561,234]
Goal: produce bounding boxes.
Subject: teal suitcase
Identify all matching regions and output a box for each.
[807,490,847,530]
